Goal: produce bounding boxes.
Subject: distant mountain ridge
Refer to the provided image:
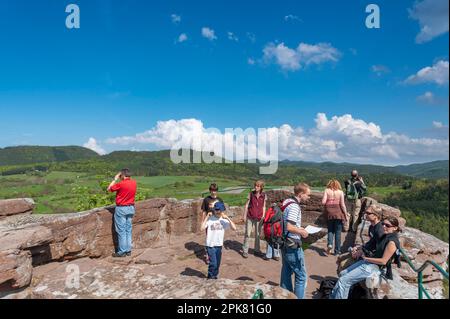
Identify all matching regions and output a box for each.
[0,146,448,179]
[0,146,100,166]
[281,160,449,179]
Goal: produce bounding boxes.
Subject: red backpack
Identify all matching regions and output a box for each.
[263,199,297,249]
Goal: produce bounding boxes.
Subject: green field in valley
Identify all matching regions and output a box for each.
[0,172,253,214]
[0,172,406,214]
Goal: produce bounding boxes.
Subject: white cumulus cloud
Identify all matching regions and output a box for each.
[284,14,302,22]
[171,14,181,24]
[417,91,436,104]
[227,32,239,42]
[83,138,106,155]
[201,27,217,41]
[404,60,449,86]
[262,42,341,72]
[177,33,188,43]
[409,0,449,43]
[371,65,391,76]
[103,114,449,165]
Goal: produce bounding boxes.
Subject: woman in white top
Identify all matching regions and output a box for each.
[322,180,348,255]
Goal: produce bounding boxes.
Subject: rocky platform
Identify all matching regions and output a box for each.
[0,191,448,299]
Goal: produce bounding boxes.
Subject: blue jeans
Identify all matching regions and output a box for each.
[327,219,343,254]
[114,205,135,255]
[280,247,308,299]
[330,260,381,299]
[266,243,280,259]
[207,246,223,279]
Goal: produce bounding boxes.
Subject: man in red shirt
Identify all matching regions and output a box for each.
[108,168,137,258]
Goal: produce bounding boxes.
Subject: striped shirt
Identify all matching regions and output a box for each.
[282,198,302,241]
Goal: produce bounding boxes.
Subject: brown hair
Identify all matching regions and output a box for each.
[294,183,310,196]
[365,205,383,219]
[383,216,402,233]
[254,180,265,191]
[121,168,131,178]
[209,183,219,192]
[326,179,342,191]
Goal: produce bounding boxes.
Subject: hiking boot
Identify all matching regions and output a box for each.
[112,252,127,258]
[126,252,132,257]
[242,252,249,259]
[273,257,280,261]
[263,256,270,261]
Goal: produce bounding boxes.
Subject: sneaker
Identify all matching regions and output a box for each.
[242,252,249,259]
[273,257,280,261]
[263,256,270,261]
[112,252,127,258]
[126,252,132,257]
[327,246,333,255]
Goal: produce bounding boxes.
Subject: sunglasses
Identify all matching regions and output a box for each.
[382,223,395,228]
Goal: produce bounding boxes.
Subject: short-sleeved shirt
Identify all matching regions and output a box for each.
[282,198,302,242]
[205,216,231,247]
[110,179,137,206]
[201,196,224,213]
[364,222,385,253]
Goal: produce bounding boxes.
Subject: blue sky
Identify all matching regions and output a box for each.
[0,0,448,165]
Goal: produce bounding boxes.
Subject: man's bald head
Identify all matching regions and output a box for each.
[351,170,359,178]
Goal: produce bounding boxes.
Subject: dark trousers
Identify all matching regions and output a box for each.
[327,219,343,254]
[207,246,223,279]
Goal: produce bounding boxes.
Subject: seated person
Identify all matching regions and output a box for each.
[352,205,385,258]
[330,216,402,299]
[336,205,384,273]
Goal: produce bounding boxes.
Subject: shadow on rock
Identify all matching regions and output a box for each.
[235,276,254,282]
[180,267,206,279]
[184,242,206,261]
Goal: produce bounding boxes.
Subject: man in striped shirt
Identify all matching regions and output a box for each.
[280,183,311,299]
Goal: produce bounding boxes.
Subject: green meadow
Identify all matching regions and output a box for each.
[0,171,404,214]
[0,172,253,214]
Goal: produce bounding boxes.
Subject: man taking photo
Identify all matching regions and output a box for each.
[344,170,367,233]
[108,168,137,258]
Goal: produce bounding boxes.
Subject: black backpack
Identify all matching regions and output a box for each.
[318,279,337,299]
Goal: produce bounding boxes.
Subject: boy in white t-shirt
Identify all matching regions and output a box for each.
[201,201,237,279]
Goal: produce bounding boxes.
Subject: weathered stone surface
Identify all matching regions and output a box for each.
[27,259,296,299]
[1,192,448,299]
[361,197,402,219]
[0,249,32,291]
[134,248,175,265]
[0,199,35,219]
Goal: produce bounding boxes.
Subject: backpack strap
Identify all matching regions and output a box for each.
[280,197,301,244]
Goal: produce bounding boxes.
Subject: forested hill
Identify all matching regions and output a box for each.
[391,160,449,179]
[281,160,449,178]
[0,147,448,186]
[0,146,100,166]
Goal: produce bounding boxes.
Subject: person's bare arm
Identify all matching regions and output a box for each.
[222,214,237,231]
[107,172,122,192]
[261,200,267,222]
[363,242,397,266]
[286,222,309,238]
[201,213,212,231]
[322,190,328,205]
[340,191,348,218]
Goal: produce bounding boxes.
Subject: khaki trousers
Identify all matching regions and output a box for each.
[243,218,263,254]
[346,199,362,232]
